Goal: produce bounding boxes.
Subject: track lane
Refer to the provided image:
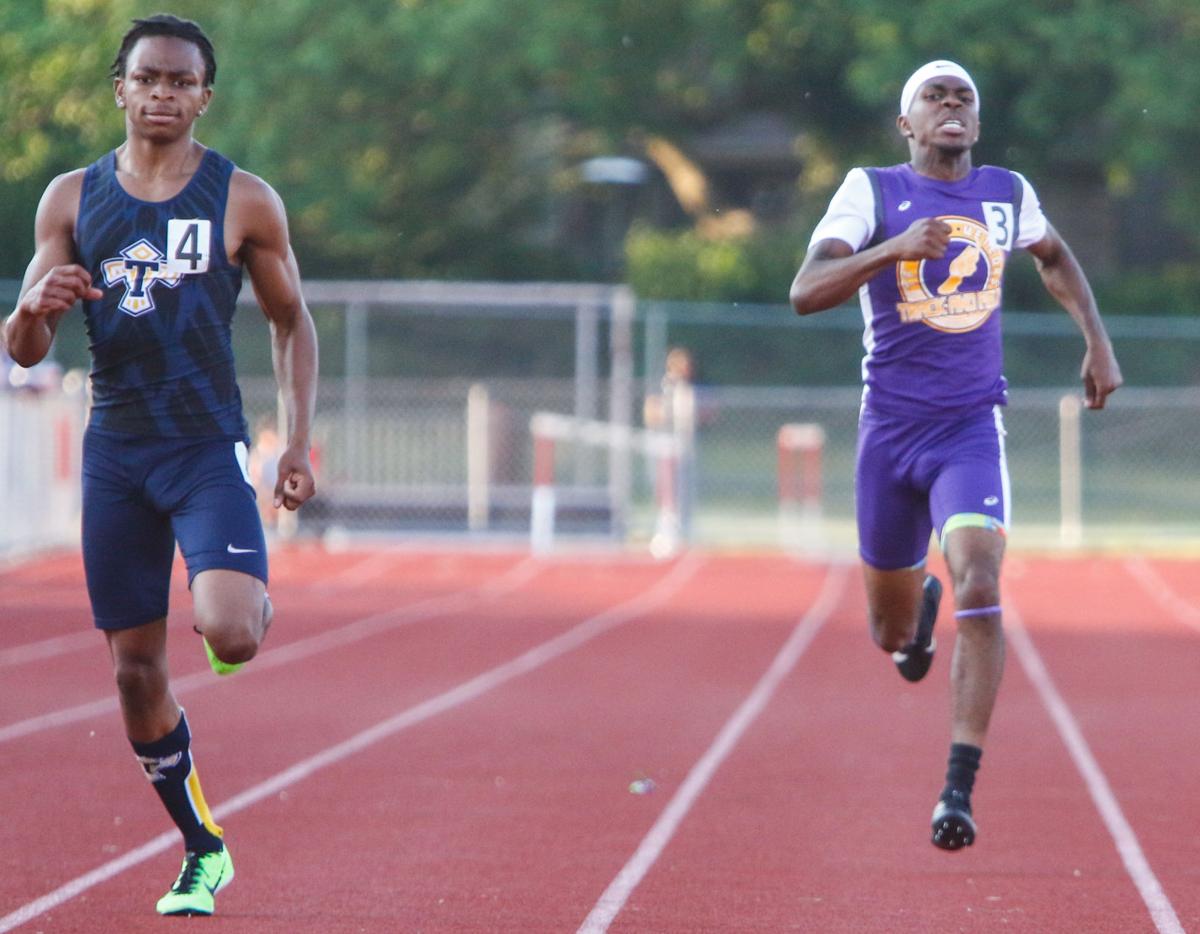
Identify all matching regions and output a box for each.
[1,548,548,924]
[203,554,835,933]
[1007,555,1200,931]
[4,549,1195,932]
[603,557,1176,933]
[580,561,850,931]
[1,551,704,931]
[0,549,540,736]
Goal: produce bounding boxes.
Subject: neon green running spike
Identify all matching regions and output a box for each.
[156,846,234,916]
[203,637,244,676]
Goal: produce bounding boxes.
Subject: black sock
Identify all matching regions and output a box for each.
[940,742,982,802]
[131,710,224,854]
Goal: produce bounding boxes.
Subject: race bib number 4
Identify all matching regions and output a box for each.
[165,219,212,274]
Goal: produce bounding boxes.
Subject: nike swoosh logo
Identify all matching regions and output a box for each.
[226,544,257,554]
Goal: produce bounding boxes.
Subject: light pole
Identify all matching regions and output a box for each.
[580,156,648,280]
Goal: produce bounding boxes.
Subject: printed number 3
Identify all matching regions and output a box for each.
[166,218,211,274]
[983,203,1013,251]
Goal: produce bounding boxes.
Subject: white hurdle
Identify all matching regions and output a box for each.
[776,422,825,551]
[529,412,681,556]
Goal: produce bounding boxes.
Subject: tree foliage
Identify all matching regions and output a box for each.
[2,0,1200,307]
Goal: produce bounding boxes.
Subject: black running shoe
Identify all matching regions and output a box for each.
[931,789,976,850]
[892,575,942,683]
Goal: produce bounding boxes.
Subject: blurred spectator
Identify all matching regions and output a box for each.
[643,346,697,438]
[643,346,699,545]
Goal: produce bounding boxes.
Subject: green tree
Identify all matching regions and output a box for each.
[0,0,137,276]
[3,0,1200,308]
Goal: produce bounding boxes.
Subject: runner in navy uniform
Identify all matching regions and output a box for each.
[3,14,317,915]
[790,61,1121,850]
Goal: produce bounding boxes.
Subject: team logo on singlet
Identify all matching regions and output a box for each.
[101,239,183,317]
[895,215,1006,333]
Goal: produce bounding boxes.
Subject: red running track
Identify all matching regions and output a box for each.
[0,544,1196,932]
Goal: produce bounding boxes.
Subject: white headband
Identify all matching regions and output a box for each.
[899,60,979,115]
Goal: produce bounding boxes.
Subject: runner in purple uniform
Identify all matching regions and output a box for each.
[789,61,1122,849]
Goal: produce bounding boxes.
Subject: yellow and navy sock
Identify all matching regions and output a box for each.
[131,709,224,854]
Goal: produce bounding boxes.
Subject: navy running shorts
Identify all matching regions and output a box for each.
[81,426,269,630]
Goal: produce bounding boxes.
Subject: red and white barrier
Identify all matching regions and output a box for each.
[777,423,825,549]
[777,423,825,514]
[529,412,680,556]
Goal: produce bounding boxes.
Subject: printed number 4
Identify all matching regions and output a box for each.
[166,219,211,274]
[176,224,202,269]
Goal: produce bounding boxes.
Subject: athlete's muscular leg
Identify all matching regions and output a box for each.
[106,619,178,743]
[942,526,1006,747]
[862,562,926,653]
[192,569,271,665]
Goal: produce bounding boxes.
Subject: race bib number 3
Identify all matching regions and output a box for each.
[981,202,1014,252]
[165,219,212,274]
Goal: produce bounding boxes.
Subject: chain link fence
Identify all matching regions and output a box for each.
[240,288,1200,552]
[4,280,1199,554]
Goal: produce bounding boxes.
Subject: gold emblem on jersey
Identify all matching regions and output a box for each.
[101,238,182,317]
[895,216,1005,332]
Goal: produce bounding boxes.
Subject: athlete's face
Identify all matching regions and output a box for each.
[114,36,212,142]
[898,76,979,153]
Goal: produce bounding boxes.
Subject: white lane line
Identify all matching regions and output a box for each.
[1123,557,1200,635]
[308,549,426,594]
[1005,596,1184,934]
[577,562,849,934]
[0,631,98,668]
[0,553,705,933]
[0,830,179,934]
[0,555,78,584]
[0,550,475,668]
[0,557,543,744]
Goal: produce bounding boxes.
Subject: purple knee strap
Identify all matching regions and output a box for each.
[954,605,1001,619]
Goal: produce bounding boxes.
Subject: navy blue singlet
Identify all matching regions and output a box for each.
[75,148,246,438]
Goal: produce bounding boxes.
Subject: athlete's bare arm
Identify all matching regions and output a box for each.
[1026,221,1123,409]
[228,170,318,510]
[790,217,951,315]
[3,171,101,366]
